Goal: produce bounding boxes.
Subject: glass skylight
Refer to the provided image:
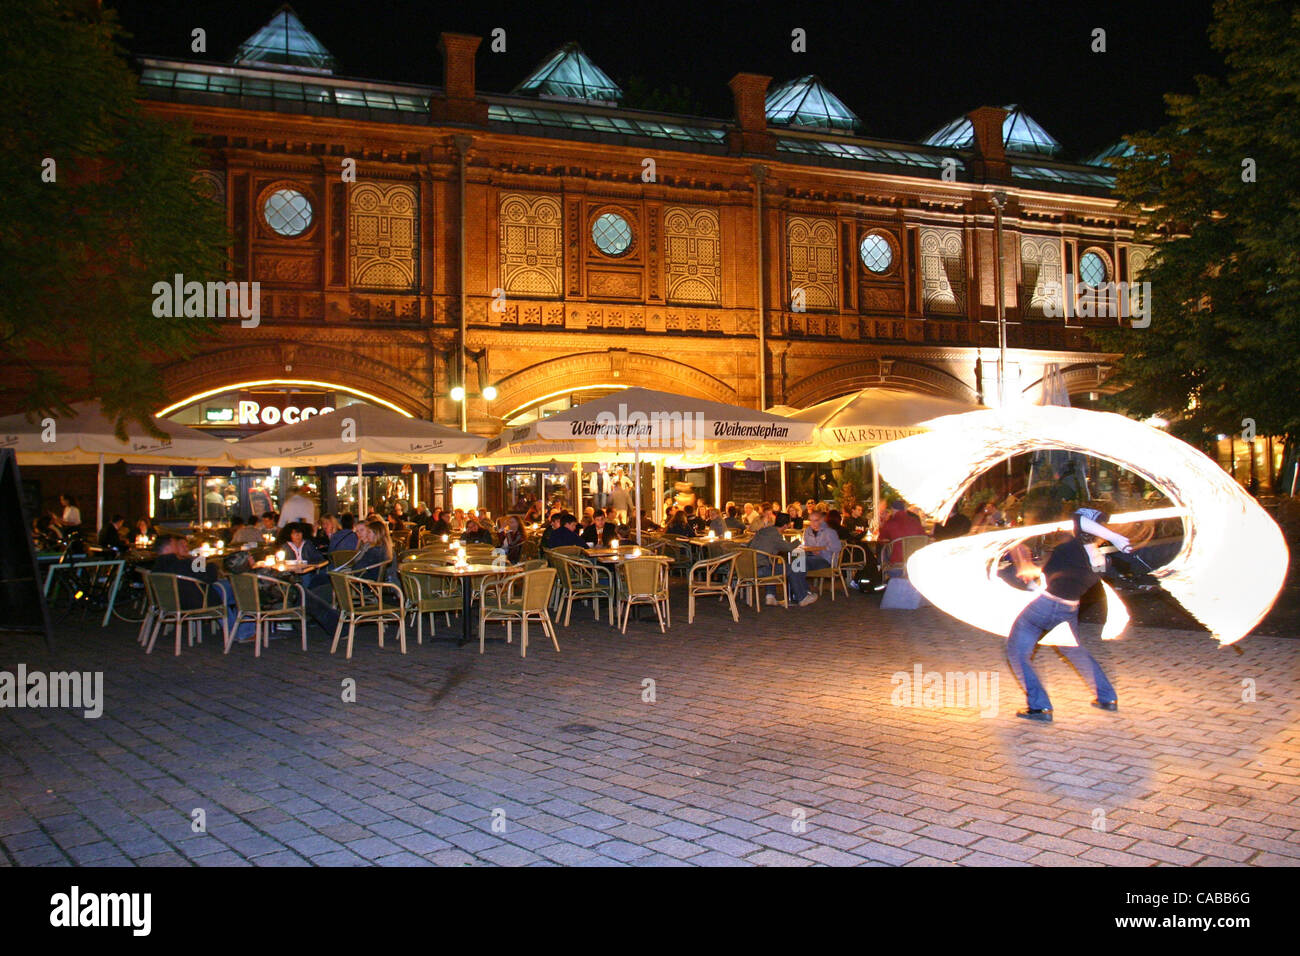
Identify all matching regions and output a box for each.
[232,8,336,74]
[513,43,622,104]
[765,76,860,132]
[923,105,1062,156]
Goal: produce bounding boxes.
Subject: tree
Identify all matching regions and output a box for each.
[620,75,705,116]
[1094,0,1300,447]
[0,0,230,437]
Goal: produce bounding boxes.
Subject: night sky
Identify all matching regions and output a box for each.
[108,0,1221,160]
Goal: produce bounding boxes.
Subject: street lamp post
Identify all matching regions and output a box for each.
[991,190,1008,407]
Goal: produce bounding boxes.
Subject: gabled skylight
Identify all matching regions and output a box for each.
[512,42,622,105]
[232,4,336,74]
[765,75,860,132]
[1081,139,1135,166]
[923,105,1062,157]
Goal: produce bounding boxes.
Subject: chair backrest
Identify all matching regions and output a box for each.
[230,572,262,612]
[732,548,759,578]
[897,535,930,563]
[328,571,355,611]
[520,568,558,611]
[521,559,548,571]
[841,543,869,567]
[149,573,184,613]
[620,557,665,596]
[549,545,585,560]
[328,548,359,568]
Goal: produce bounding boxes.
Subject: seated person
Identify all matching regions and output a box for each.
[314,514,338,552]
[284,522,327,582]
[843,504,871,542]
[229,515,263,547]
[151,534,255,641]
[934,512,972,541]
[97,514,127,555]
[878,498,928,565]
[793,510,842,606]
[547,513,587,550]
[581,511,619,547]
[750,509,797,603]
[638,510,661,532]
[786,502,804,530]
[539,512,562,552]
[460,518,495,546]
[723,506,746,532]
[329,513,360,552]
[33,514,62,551]
[663,507,692,537]
[707,507,728,538]
[684,505,707,536]
[499,515,526,563]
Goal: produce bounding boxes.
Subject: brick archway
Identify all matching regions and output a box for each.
[159,342,431,418]
[493,350,739,419]
[786,358,975,408]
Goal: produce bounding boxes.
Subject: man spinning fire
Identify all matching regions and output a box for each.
[1006,508,1137,722]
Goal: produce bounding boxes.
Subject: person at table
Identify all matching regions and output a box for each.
[791,510,842,607]
[329,513,359,552]
[284,522,327,587]
[581,506,596,529]
[229,515,263,547]
[582,511,619,547]
[785,502,805,530]
[523,500,545,527]
[500,515,526,563]
[637,510,661,533]
[152,534,255,642]
[844,504,871,543]
[723,505,746,533]
[877,498,928,566]
[97,515,127,555]
[278,484,317,530]
[314,514,337,552]
[548,513,586,550]
[388,502,408,532]
[825,508,847,540]
[350,520,394,581]
[663,506,691,537]
[746,505,766,534]
[52,493,82,534]
[448,508,466,533]
[33,514,62,551]
[707,507,728,538]
[460,517,494,546]
[410,504,431,531]
[427,507,450,537]
[539,511,562,552]
[751,509,801,605]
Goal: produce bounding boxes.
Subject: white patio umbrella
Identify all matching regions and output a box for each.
[0,402,239,530]
[234,403,486,516]
[476,388,814,543]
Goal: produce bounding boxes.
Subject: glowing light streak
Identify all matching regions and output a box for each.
[881,406,1288,645]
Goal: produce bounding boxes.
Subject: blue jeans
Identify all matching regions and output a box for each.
[1007,594,1116,710]
[212,579,257,642]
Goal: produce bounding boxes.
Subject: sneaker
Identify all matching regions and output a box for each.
[798,593,818,607]
[1015,708,1053,722]
[1091,699,1118,711]
[764,594,779,606]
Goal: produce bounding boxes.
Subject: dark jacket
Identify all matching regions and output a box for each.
[581,523,619,546]
[547,526,586,550]
[151,553,220,609]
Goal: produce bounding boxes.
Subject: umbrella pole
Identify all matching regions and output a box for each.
[356,450,364,517]
[871,449,880,531]
[713,463,721,510]
[96,454,105,532]
[634,445,642,546]
[654,459,663,523]
[779,455,787,509]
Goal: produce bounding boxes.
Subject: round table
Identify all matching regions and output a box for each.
[420,563,520,645]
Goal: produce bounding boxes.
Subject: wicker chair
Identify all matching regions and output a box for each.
[617,557,671,633]
[478,567,560,657]
[399,568,461,644]
[806,547,847,601]
[552,555,615,626]
[328,571,406,659]
[732,548,788,611]
[880,535,930,582]
[687,553,739,624]
[839,543,870,590]
[327,548,359,568]
[145,573,229,656]
[229,573,308,657]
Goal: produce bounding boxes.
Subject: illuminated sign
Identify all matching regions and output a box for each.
[237,398,334,427]
[204,407,235,423]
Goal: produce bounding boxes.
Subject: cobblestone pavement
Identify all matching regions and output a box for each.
[1,583,1297,867]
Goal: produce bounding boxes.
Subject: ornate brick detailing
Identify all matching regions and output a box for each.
[664,206,721,305]
[329,182,346,286]
[254,254,320,285]
[786,216,838,310]
[194,170,226,207]
[1020,235,1062,318]
[565,197,582,296]
[919,226,966,315]
[498,193,563,297]
[1127,244,1153,280]
[587,270,640,299]
[348,182,418,290]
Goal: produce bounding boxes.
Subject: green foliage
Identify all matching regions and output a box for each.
[619,75,704,116]
[0,0,230,437]
[1093,0,1300,446]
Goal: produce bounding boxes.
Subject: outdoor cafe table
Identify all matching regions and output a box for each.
[407,562,520,646]
[584,550,672,622]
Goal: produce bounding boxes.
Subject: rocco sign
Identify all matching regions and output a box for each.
[237,399,334,427]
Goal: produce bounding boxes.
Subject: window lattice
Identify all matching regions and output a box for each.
[664,206,721,304]
[919,226,965,314]
[1020,236,1062,317]
[348,182,418,289]
[499,193,563,296]
[787,216,838,310]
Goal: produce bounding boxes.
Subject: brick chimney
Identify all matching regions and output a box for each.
[966,106,1010,182]
[432,33,488,126]
[727,73,776,155]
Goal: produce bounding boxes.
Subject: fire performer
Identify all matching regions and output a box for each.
[1006,508,1136,722]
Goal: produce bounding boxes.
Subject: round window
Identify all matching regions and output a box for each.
[263,188,313,237]
[1079,251,1107,287]
[859,233,894,274]
[592,212,633,257]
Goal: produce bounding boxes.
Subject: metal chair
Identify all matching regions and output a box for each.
[732,548,788,611]
[552,555,615,626]
[617,557,671,633]
[399,567,461,644]
[687,552,740,624]
[145,573,229,656]
[880,535,930,581]
[840,543,870,591]
[327,548,359,568]
[479,567,560,657]
[807,547,847,600]
[327,571,406,659]
[229,573,308,657]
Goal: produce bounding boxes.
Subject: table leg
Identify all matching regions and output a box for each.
[459,578,473,646]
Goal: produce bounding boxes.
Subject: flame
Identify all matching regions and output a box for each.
[877,406,1288,645]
